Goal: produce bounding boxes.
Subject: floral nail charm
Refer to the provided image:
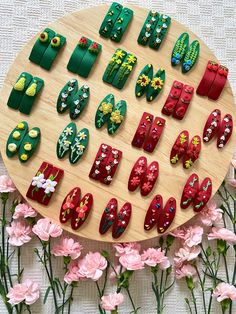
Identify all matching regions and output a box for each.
[108,100,126,135]
[99,198,118,235]
[170,131,189,165]
[146,68,165,102]
[69,128,89,164]
[100,148,122,185]
[144,195,163,230]
[56,123,76,159]
[140,161,159,197]
[203,109,221,143]
[128,156,147,192]
[69,85,90,120]
[89,144,112,181]
[183,135,201,169]
[217,114,233,149]
[193,178,212,212]
[60,187,81,223]
[132,112,154,148]
[71,193,93,230]
[157,197,176,234]
[95,94,114,128]
[135,64,153,97]
[56,79,78,113]
[171,32,189,66]
[182,40,200,73]
[180,174,199,209]
[162,80,183,116]
[112,202,132,239]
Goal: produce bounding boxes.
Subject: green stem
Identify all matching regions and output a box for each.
[190,288,198,314]
[126,287,139,314]
[153,272,160,313]
[222,253,230,283]
[195,267,206,314]
[47,239,58,310]
[67,285,74,314]
[17,247,21,283]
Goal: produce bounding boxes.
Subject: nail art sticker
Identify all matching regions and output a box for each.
[69,85,90,120]
[157,197,176,234]
[71,193,93,230]
[144,194,163,231]
[89,144,112,181]
[140,161,159,196]
[60,187,81,223]
[173,84,194,120]
[161,80,183,116]
[196,61,219,96]
[180,174,199,209]
[128,156,147,192]
[107,100,127,135]
[143,117,165,153]
[208,65,228,101]
[183,135,201,169]
[182,40,200,74]
[95,94,114,129]
[26,162,53,201]
[99,198,118,235]
[217,114,233,149]
[112,202,132,239]
[18,127,41,163]
[6,121,29,158]
[132,112,154,148]
[135,64,153,97]
[7,72,33,109]
[146,68,165,102]
[170,131,189,165]
[171,32,189,66]
[56,122,76,159]
[56,79,78,113]
[100,148,122,185]
[203,109,221,143]
[69,128,89,164]
[193,178,212,212]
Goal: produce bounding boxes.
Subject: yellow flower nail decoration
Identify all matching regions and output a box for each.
[137,74,150,87]
[99,102,113,115]
[127,54,136,64]
[12,131,21,140]
[192,137,200,145]
[185,159,193,169]
[17,122,25,130]
[20,154,28,161]
[151,77,164,90]
[180,133,187,144]
[24,143,32,151]
[110,110,123,124]
[115,49,125,59]
[171,154,179,164]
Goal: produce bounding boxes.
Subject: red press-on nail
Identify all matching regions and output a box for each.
[143,117,166,153]
[112,202,132,239]
[170,130,189,165]
[89,144,112,181]
[128,156,147,192]
[99,148,122,185]
[157,197,176,234]
[196,60,219,96]
[71,193,93,230]
[60,187,81,223]
[162,80,183,116]
[217,114,233,149]
[182,135,201,170]
[193,177,212,212]
[208,65,229,101]
[180,173,199,209]
[99,198,118,235]
[172,84,194,120]
[140,161,159,196]
[144,194,163,231]
[132,112,154,148]
[203,109,221,143]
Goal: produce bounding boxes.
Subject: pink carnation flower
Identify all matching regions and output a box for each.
[32,218,62,241]
[199,201,223,226]
[113,242,141,256]
[226,178,236,188]
[0,175,16,193]
[213,282,236,302]
[52,237,83,260]
[119,252,144,270]
[231,159,236,169]
[7,279,40,305]
[183,226,203,247]
[208,227,236,245]
[13,203,37,219]
[6,220,32,246]
[175,264,197,281]
[78,252,107,281]
[174,246,201,268]
[141,248,170,269]
[64,260,84,284]
[101,292,124,310]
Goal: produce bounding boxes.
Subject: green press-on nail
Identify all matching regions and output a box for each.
[56,122,76,159]
[40,33,66,70]
[67,37,92,74]
[57,79,78,114]
[103,48,127,84]
[112,53,137,89]
[137,11,159,46]
[7,72,33,110]
[69,85,90,120]
[19,77,44,115]
[99,2,123,38]
[146,68,165,102]
[110,7,133,43]
[95,94,115,129]
[18,127,41,163]
[149,14,171,50]
[69,128,89,164]
[135,64,153,97]
[171,32,189,66]
[182,40,200,73]
[29,28,56,64]
[107,100,127,135]
[6,121,29,158]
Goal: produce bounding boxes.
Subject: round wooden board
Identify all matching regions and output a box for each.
[0,4,235,242]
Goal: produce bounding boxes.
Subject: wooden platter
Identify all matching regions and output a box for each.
[0,4,235,242]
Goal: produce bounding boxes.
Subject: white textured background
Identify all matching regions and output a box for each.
[0,0,236,313]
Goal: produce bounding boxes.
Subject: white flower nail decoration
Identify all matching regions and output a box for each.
[42,179,58,194]
[32,173,45,188]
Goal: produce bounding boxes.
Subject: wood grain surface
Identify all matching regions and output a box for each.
[0,4,235,242]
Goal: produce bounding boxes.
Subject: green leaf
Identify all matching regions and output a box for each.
[43,286,51,304]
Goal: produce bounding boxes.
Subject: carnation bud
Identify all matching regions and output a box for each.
[166,265,172,276]
[186,276,194,290]
[206,246,212,256]
[166,235,175,247]
[101,250,109,259]
[221,298,231,312]
[217,239,227,255]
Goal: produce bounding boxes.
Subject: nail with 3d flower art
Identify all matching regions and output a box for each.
[144,194,163,231]
[143,117,165,153]
[89,144,112,181]
[128,156,147,192]
[135,64,153,98]
[140,161,159,197]
[180,173,199,209]
[202,109,221,143]
[57,79,78,113]
[193,178,212,212]
[170,130,189,165]
[112,202,132,239]
[99,198,118,235]
[71,193,93,230]
[217,114,233,149]
[182,135,201,169]
[56,122,76,159]
[60,187,81,223]
[132,112,154,148]
[157,197,176,233]
[161,80,183,116]
[6,121,29,158]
